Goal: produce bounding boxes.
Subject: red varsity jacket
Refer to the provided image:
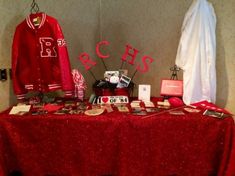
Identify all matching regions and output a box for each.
[12,13,74,100]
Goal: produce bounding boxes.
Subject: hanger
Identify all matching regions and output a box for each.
[30,0,40,14]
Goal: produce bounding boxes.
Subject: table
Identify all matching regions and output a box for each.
[0,107,235,176]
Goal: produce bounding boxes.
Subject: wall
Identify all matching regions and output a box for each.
[0,0,28,111]
[213,0,235,113]
[0,0,234,114]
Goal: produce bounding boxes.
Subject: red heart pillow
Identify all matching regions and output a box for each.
[168,97,184,107]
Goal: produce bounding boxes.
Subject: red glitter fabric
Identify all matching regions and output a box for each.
[0,109,234,176]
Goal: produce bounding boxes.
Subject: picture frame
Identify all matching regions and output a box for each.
[160,79,183,97]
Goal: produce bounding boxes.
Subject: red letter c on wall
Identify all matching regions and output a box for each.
[96,40,110,59]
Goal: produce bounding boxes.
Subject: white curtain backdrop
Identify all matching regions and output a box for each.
[175,0,217,105]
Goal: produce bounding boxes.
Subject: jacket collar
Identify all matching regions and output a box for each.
[26,12,46,30]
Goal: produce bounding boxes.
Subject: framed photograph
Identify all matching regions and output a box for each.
[203,109,230,119]
[160,79,183,97]
[117,75,131,88]
[104,71,119,81]
[138,84,151,102]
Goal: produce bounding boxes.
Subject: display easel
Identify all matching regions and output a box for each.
[161,65,181,100]
[170,65,180,80]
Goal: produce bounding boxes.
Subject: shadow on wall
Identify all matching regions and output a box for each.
[98,22,129,71]
[216,24,228,108]
[1,14,25,106]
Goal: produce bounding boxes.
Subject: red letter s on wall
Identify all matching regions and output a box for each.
[136,56,154,73]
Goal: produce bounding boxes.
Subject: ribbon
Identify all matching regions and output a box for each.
[72,69,87,100]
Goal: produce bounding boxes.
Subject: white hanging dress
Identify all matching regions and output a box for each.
[175,0,217,105]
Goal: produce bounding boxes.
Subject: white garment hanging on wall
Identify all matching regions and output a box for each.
[175,0,216,105]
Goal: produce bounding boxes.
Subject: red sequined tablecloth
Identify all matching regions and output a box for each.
[0,109,234,176]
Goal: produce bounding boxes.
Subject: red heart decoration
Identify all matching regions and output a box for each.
[102,97,109,103]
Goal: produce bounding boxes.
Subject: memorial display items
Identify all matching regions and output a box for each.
[138,84,151,102]
[117,75,131,88]
[43,104,63,112]
[145,108,160,113]
[9,104,31,115]
[131,108,147,116]
[169,110,185,115]
[104,71,119,82]
[143,101,155,108]
[158,66,184,108]
[160,79,183,97]
[157,100,170,107]
[12,11,74,101]
[72,69,86,101]
[168,97,184,107]
[100,104,114,113]
[115,104,129,112]
[191,100,231,114]
[84,108,104,116]
[54,108,71,115]
[31,109,48,115]
[184,107,201,113]
[203,109,230,119]
[93,70,134,98]
[94,70,132,98]
[96,96,129,104]
[130,100,141,108]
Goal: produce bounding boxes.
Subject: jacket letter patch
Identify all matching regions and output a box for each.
[40,37,57,58]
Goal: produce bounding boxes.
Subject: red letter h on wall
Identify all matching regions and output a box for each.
[121,44,139,65]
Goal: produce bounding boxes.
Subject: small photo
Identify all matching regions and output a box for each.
[169,111,185,115]
[117,106,129,112]
[203,109,229,119]
[146,108,160,113]
[132,110,147,116]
